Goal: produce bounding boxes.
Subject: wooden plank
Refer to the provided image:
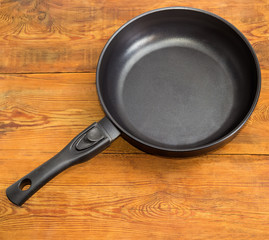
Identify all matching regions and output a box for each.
[0,0,267,73]
[1,154,269,239]
[0,72,268,155]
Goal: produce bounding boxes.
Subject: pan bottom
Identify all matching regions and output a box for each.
[118,45,235,148]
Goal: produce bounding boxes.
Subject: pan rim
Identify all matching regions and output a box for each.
[96,6,261,153]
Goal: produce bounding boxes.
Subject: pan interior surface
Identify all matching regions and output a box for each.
[98,8,259,150]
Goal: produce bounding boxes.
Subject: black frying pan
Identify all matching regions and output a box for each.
[6,7,261,206]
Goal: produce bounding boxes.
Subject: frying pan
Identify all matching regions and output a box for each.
[6,7,261,206]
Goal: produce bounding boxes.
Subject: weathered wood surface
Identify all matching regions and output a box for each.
[0,0,269,239]
[0,0,268,73]
[1,154,269,239]
[0,72,269,155]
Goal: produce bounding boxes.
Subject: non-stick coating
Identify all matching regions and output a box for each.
[97,8,260,153]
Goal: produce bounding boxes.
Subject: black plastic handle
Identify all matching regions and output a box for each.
[6,117,120,206]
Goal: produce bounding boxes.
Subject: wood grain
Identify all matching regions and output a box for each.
[1,154,269,239]
[0,0,269,239]
[0,0,268,73]
[0,72,268,155]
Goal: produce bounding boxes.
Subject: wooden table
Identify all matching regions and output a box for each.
[0,0,268,239]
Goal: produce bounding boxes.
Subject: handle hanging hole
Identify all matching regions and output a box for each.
[19,179,31,191]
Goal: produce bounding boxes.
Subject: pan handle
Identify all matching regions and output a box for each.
[6,117,120,206]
